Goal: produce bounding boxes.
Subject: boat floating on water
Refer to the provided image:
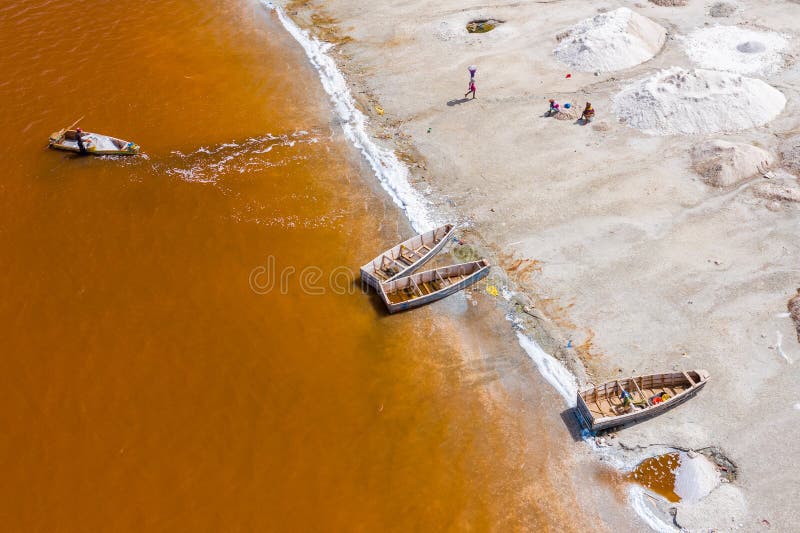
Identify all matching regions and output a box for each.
[48,128,140,156]
[576,370,710,432]
[360,223,456,290]
[379,259,490,314]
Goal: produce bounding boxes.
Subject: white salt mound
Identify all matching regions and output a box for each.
[554,8,666,72]
[691,140,773,187]
[674,452,720,503]
[613,67,786,135]
[685,26,789,76]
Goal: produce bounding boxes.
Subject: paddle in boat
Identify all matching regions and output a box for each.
[360,223,456,290]
[379,259,490,313]
[49,128,140,156]
[575,370,710,432]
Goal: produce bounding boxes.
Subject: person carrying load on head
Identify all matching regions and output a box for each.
[581,101,595,123]
[547,99,560,116]
[75,127,88,155]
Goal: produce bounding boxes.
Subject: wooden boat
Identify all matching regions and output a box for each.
[48,128,140,156]
[379,259,490,313]
[360,223,456,289]
[576,370,710,432]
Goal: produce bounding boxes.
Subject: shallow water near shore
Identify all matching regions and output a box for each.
[0,0,629,530]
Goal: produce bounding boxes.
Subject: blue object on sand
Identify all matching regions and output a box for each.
[564,103,571,109]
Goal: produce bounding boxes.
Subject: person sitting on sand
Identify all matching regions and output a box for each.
[581,102,595,123]
[75,127,88,155]
[547,99,560,116]
[465,78,476,99]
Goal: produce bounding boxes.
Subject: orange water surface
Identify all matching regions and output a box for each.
[0,1,617,530]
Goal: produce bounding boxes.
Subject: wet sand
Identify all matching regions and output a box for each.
[273,0,800,530]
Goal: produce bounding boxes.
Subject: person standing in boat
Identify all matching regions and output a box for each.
[75,127,88,155]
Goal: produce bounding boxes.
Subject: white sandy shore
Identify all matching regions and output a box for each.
[271,0,800,530]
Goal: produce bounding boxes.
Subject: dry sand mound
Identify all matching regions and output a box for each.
[685,26,789,76]
[613,67,786,135]
[710,2,738,17]
[553,8,666,72]
[752,181,800,203]
[779,135,800,175]
[789,289,800,344]
[650,0,688,5]
[691,140,772,187]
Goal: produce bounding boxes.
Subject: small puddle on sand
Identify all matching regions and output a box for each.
[626,452,681,502]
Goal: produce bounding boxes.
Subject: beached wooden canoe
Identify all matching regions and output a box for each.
[48,128,140,156]
[576,370,710,432]
[379,259,490,313]
[360,223,456,289]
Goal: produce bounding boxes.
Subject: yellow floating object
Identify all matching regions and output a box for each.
[375,106,384,115]
[486,285,499,297]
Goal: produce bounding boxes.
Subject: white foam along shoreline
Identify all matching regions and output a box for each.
[260,1,434,233]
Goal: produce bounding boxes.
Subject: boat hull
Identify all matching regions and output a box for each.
[379,260,490,314]
[48,129,140,156]
[360,224,456,290]
[576,370,710,432]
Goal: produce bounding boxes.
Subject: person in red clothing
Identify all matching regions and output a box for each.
[465,78,476,99]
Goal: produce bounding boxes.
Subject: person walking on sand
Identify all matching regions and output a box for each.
[465,78,476,99]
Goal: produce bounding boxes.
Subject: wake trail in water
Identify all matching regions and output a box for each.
[160,131,319,184]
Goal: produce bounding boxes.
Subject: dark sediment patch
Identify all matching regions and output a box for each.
[710,2,737,17]
[789,289,800,344]
[779,134,800,176]
[737,41,766,53]
[466,19,504,33]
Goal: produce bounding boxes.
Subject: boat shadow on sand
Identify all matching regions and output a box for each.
[560,406,657,442]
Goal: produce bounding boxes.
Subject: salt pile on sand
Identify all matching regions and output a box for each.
[553,8,666,72]
[674,452,720,503]
[691,140,773,187]
[613,67,786,135]
[685,26,789,76]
